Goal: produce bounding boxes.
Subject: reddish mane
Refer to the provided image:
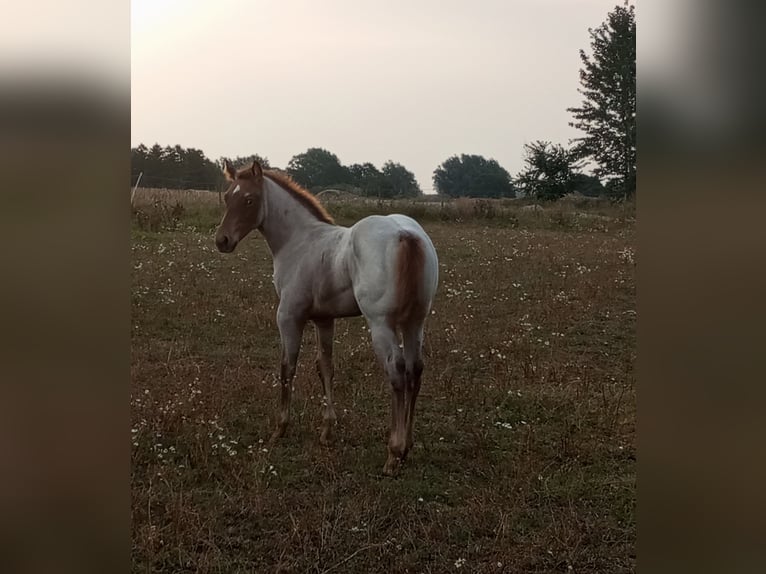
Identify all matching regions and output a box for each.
[236,166,334,225]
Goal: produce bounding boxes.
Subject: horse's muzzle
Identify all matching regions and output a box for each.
[215,232,236,253]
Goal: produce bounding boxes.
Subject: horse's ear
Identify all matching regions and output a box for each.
[250,160,263,178]
[223,159,236,181]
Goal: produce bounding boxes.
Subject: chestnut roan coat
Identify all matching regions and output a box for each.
[215,160,439,475]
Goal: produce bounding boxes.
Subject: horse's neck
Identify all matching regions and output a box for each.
[258,177,329,257]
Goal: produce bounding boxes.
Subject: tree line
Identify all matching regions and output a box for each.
[132,4,634,200]
[130,145,422,198]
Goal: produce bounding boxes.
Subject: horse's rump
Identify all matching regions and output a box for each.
[390,232,426,328]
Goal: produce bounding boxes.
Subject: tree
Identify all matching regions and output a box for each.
[516,141,607,200]
[571,173,606,197]
[222,154,271,170]
[516,141,582,200]
[145,143,165,186]
[286,148,351,190]
[348,162,383,194]
[130,143,221,190]
[382,161,422,198]
[568,3,636,198]
[347,161,421,198]
[184,147,218,190]
[131,144,148,185]
[432,154,515,198]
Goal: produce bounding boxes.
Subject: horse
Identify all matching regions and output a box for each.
[214,159,439,475]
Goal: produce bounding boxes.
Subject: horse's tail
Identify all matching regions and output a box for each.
[392,232,426,328]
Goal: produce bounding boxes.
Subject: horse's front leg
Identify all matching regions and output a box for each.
[313,319,337,445]
[272,308,306,441]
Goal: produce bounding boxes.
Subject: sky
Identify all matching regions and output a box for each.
[132,0,624,193]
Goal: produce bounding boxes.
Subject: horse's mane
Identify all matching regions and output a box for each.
[237,166,334,225]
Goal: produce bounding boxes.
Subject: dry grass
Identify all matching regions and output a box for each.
[131,197,635,572]
[130,187,635,233]
[132,187,222,209]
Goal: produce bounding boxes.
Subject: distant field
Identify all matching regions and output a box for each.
[131,187,634,231]
[131,192,636,572]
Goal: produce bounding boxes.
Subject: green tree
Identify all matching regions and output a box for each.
[222,154,271,170]
[348,162,382,194]
[130,143,221,190]
[568,3,636,198]
[131,144,148,185]
[382,161,421,198]
[286,148,351,190]
[145,143,165,186]
[516,141,582,200]
[348,162,379,183]
[433,154,515,198]
[184,147,218,190]
[161,145,184,186]
[517,141,607,200]
[571,173,606,197]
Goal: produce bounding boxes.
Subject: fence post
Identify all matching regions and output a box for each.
[131,171,144,207]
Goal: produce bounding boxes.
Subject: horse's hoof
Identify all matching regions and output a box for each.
[382,456,401,477]
[319,430,334,447]
[270,425,286,442]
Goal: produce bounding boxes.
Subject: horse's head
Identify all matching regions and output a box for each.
[215,159,265,253]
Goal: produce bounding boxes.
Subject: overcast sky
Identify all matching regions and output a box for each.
[132,0,623,193]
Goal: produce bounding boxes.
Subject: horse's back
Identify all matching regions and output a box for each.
[351,213,433,244]
[349,214,437,271]
[348,214,438,323]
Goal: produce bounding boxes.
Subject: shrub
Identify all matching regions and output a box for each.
[132,198,185,231]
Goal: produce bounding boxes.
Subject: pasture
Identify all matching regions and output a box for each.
[131,193,635,573]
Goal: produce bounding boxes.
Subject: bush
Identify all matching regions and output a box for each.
[548,210,576,230]
[132,199,185,231]
[473,199,496,219]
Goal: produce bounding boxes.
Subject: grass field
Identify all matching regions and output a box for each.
[131,193,636,573]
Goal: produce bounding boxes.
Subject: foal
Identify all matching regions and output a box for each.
[215,160,438,475]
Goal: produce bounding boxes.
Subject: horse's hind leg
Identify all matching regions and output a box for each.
[402,323,425,460]
[368,318,407,476]
[313,319,337,445]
